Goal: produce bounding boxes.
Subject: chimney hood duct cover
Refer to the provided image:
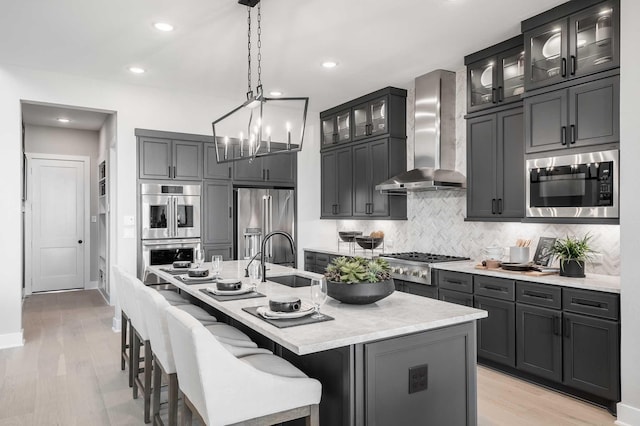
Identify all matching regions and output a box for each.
[376,69,466,192]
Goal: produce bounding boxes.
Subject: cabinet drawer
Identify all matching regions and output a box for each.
[474,276,515,301]
[315,253,331,267]
[304,251,316,263]
[403,281,438,300]
[516,281,561,309]
[563,288,619,320]
[437,271,473,294]
[439,289,474,307]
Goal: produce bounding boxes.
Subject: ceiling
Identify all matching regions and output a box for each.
[1,0,566,112]
[21,102,112,130]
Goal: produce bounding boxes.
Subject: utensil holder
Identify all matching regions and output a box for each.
[510,246,530,264]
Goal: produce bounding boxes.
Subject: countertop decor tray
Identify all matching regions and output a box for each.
[199,288,265,302]
[242,306,334,329]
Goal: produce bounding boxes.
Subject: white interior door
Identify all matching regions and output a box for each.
[30,158,86,292]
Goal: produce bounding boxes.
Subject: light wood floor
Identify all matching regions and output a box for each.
[0,290,618,425]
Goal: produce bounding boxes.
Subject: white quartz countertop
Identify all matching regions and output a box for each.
[431,261,620,293]
[304,246,384,259]
[148,261,487,355]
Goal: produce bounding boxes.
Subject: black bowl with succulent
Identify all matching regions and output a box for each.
[324,256,394,304]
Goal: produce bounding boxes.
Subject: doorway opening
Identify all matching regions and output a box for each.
[21,101,116,302]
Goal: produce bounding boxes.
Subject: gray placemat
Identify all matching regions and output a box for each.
[199,288,266,302]
[176,276,217,285]
[242,306,334,329]
[160,268,191,275]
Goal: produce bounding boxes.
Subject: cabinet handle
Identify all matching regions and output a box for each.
[333,133,338,143]
[572,298,606,309]
[561,57,567,78]
[446,279,464,286]
[561,126,567,145]
[491,198,496,214]
[553,315,561,336]
[262,169,265,180]
[168,166,172,178]
[267,169,270,181]
[570,55,576,76]
[498,198,503,214]
[498,86,504,102]
[229,206,232,218]
[523,290,552,299]
[570,125,576,144]
[228,167,231,179]
[483,285,508,293]
[229,247,232,259]
[173,166,176,178]
[564,318,571,338]
[491,88,497,103]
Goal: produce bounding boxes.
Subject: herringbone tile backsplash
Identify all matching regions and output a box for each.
[336,69,620,276]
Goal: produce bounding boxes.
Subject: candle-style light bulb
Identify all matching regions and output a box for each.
[240,132,244,157]
[266,126,272,152]
[224,136,229,159]
[286,122,291,150]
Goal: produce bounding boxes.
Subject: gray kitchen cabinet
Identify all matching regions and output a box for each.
[398,280,438,300]
[138,136,203,180]
[475,295,516,367]
[202,181,232,245]
[303,250,339,274]
[439,288,474,307]
[353,139,389,217]
[204,144,233,180]
[563,311,619,400]
[321,147,353,218]
[467,107,524,220]
[204,245,233,261]
[523,0,619,91]
[352,96,389,141]
[233,150,296,185]
[321,109,351,147]
[516,304,563,382]
[525,75,619,153]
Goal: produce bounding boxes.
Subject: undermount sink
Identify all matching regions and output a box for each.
[267,274,312,288]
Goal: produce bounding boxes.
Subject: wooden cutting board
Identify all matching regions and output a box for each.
[474,265,558,276]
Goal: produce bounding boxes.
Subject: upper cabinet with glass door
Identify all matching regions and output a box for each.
[523,0,619,91]
[465,35,524,114]
[321,109,351,147]
[353,97,388,141]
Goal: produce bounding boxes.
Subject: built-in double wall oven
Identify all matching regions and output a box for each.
[140,183,201,281]
[526,149,618,219]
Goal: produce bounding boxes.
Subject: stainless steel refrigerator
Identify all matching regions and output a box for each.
[235,188,296,266]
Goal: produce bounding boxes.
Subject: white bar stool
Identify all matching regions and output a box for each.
[166,306,321,426]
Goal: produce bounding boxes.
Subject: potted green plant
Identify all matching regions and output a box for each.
[324,257,395,304]
[549,234,596,278]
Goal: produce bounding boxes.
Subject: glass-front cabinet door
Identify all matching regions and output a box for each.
[525,21,568,90]
[335,110,351,142]
[570,1,619,78]
[353,97,388,141]
[499,47,525,103]
[321,116,336,146]
[468,58,496,111]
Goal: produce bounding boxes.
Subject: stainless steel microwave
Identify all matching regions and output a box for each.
[526,149,618,219]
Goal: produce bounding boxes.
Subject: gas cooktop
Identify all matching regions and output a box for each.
[381,252,469,263]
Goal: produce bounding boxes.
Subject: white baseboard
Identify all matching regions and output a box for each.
[112,316,121,333]
[616,403,640,426]
[86,280,98,290]
[0,330,24,349]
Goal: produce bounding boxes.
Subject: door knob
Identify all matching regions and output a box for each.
[78,240,83,244]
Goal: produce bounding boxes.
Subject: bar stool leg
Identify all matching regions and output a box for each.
[152,357,162,425]
[121,312,128,371]
[132,332,140,399]
[129,322,135,388]
[144,341,153,423]
[168,372,179,426]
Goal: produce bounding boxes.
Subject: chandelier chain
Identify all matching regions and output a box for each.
[257,2,262,90]
[247,6,252,95]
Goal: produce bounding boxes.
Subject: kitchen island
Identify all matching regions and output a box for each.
[147,261,487,426]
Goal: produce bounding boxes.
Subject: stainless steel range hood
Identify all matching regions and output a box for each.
[376,70,466,192]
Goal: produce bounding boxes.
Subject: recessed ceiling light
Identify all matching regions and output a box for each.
[322,61,338,69]
[57,118,70,123]
[269,91,283,97]
[129,66,146,74]
[154,22,174,32]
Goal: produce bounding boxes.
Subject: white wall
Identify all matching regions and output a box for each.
[24,125,100,282]
[0,63,326,347]
[617,0,640,423]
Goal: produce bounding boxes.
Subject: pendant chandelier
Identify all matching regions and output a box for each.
[212,0,309,163]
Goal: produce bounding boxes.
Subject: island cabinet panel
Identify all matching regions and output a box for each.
[475,295,516,367]
[516,304,563,382]
[563,311,620,401]
[363,323,477,426]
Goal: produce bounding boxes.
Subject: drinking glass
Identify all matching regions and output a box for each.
[210,255,223,277]
[194,249,205,267]
[310,277,328,319]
